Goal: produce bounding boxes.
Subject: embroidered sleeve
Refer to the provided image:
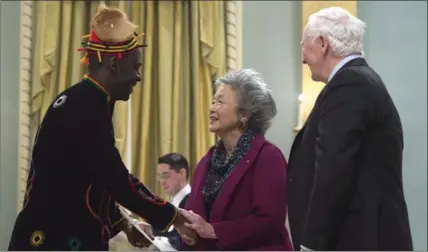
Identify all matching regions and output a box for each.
[21,161,36,210]
[77,105,177,231]
[128,174,170,206]
[107,198,127,236]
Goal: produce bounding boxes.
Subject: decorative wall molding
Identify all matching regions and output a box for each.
[225,1,243,71]
[18,1,34,211]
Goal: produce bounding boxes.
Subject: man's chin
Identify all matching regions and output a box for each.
[311,75,323,83]
[117,93,131,101]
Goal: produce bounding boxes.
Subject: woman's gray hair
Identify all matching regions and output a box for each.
[214,69,277,134]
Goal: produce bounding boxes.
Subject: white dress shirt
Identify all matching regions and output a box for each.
[171,184,191,208]
[327,54,363,83]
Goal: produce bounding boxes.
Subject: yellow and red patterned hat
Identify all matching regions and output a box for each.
[78,2,146,65]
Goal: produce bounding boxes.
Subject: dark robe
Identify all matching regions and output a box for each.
[8,79,177,251]
[287,58,413,251]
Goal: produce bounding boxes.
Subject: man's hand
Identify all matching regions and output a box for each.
[137,221,154,238]
[125,223,152,248]
[173,210,198,246]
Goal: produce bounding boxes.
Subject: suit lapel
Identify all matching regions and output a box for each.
[209,135,267,222]
[289,125,306,158]
[293,81,327,139]
[288,119,309,174]
[289,57,368,169]
[288,85,328,173]
[178,194,190,209]
[289,95,318,161]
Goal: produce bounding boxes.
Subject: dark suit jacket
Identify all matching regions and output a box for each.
[153,194,189,250]
[287,58,413,251]
[184,135,293,251]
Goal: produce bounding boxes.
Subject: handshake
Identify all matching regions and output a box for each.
[129,208,202,249]
[171,208,199,246]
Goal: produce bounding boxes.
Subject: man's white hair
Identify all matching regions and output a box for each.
[304,7,367,57]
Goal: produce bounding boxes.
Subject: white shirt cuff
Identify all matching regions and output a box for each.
[300,245,315,251]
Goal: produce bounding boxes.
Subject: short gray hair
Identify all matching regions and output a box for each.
[304,7,366,57]
[214,69,277,134]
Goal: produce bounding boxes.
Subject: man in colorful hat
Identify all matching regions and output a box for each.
[8,3,197,251]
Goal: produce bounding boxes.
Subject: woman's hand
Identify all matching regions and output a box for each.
[179,209,217,239]
[181,233,197,246]
[173,210,198,246]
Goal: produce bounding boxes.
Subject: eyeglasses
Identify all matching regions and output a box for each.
[156,173,171,181]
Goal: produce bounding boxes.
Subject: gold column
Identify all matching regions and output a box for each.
[301,1,357,124]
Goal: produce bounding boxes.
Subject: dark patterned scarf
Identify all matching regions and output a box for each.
[202,130,257,215]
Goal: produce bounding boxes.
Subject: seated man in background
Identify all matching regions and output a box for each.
[111,153,192,251]
[151,153,192,250]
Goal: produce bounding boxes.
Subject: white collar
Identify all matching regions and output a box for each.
[328,54,363,83]
[171,184,191,208]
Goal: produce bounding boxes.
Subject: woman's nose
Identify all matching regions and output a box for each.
[209,103,216,112]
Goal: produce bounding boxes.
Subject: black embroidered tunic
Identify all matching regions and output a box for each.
[8,79,177,251]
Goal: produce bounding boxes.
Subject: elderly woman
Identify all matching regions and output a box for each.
[180,69,293,250]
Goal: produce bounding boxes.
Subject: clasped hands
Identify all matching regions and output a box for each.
[178,209,217,245]
[133,209,217,247]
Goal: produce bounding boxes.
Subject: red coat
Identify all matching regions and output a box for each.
[185,135,294,250]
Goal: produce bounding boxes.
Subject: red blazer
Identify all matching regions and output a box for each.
[185,135,294,251]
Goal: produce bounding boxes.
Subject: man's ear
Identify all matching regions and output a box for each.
[319,35,330,55]
[320,35,330,50]
[109,56,118,73]
[179,168,187,178]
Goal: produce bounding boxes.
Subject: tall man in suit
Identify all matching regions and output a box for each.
[153,153,192,250]
[287,7,413,251]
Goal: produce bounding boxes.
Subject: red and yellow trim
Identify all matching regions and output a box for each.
[106,197,127,229]
[85,184,111,239]
[22,167,36,211]
[111,216,127,228]
[78,30,146,65]
[160,207,178,233]
[83,74,111,103]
